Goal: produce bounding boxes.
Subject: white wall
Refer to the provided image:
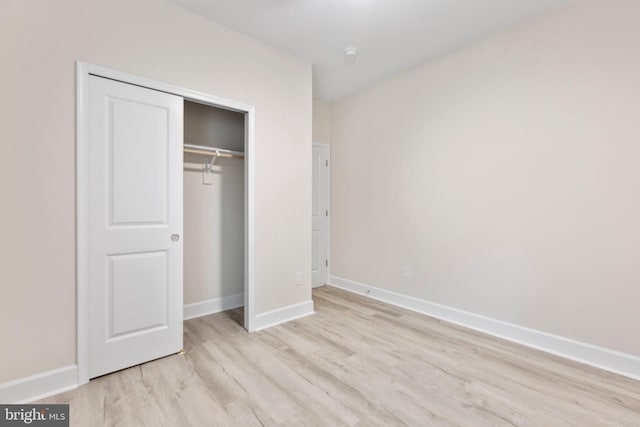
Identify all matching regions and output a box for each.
[331,0,640,357]
[0,0,311,384]
[184,102,244,304]
[184,158,245,304]
[313,98,332,145]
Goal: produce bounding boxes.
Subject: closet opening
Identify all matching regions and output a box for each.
[183,101,246,328]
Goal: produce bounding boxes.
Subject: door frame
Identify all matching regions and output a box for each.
[312,142,331,287]
[76,62,256,385]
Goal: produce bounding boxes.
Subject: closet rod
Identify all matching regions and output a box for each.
[183,144,244,159]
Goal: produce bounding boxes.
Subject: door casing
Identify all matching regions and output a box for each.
[76,61,256,385]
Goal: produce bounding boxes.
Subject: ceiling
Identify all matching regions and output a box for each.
[169,0,572,101]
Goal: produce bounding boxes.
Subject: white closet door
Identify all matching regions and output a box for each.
[312,144,329,287]
[88,76,183,378]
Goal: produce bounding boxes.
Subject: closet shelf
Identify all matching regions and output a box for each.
[184,143,244,159]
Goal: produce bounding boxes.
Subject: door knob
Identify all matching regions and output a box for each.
[171,234,180,242]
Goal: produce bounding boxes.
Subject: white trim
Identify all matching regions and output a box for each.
[183,294,244,320]
[330,276,640,381]
[76,62,90,386]
[253,300,315,331]
[244,108,256,331]
[0,366,78,404]
[76,61,257,384]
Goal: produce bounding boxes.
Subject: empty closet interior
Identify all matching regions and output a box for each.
[183,101,245,320]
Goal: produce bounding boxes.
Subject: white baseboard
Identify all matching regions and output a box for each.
[0,365,78,404]
[253,300,315,331]
[330,276,640,381]
[183,293,244,321]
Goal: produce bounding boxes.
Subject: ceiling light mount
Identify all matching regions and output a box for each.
[343,46,359,61]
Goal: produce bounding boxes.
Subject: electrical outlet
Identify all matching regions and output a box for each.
[401,265,410,279]
[295,272,303,286]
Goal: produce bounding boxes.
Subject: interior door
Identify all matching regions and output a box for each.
[88,75,183,378]
[312,144,329,287]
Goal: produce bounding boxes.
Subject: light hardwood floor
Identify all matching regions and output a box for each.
[40,286,640,426]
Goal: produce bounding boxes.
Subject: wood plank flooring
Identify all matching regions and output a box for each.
[40,286,640,426]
